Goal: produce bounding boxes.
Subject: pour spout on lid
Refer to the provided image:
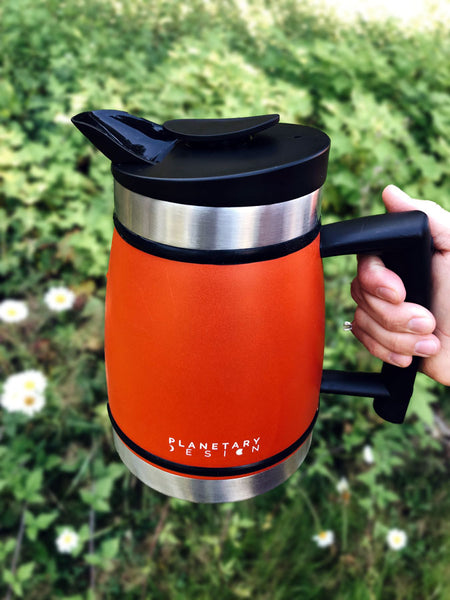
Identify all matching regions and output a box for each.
[71,110,178,165]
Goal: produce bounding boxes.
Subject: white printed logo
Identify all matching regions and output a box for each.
[168,436,261,458]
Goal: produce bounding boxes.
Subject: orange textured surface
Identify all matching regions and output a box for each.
[105,231,325,469]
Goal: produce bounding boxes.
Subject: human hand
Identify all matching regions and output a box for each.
[350,185,450,386]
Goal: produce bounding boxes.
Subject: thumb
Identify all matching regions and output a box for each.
[382,185,450,251]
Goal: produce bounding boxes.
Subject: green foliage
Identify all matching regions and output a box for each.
[1,0,449,598]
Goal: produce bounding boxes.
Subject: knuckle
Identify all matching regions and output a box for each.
[369,342,387,363]
[379,311,402,331]
[363,298,405,331]
[353,324,383,360]
[358,256,384,288]
[350,278,362,303]
[422,199,440,213]
[389,332,409,354]
[353,307,367,327]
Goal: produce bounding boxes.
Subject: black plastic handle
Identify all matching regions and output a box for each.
[320,211,433,423]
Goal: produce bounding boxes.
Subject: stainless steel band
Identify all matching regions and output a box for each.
[114,181,322,251]
[112,429,312,503]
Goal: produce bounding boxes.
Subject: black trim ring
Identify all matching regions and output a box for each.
[107,403,318,478]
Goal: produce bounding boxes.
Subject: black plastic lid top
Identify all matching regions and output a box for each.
[163,114,280,142]
[72,111,330,207]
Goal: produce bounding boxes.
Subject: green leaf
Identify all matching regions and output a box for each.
[24,469,43,497]
[36,511,58,530]
[79,489,96,506]
[16,562,35,582]
[93,498,110,512]
[94,476,114,499]
[3,569,15,585]
[100,537,120,560]
[85,553,103,567]
[0,538,16,561]
[407,374,436,426]
[3,569,23,597]
[357,470,377,490]
[78,524,91,543]
[25,510,38,541]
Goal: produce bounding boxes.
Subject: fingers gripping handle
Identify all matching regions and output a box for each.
[320,211,433,424]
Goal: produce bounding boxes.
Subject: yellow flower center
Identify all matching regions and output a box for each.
[63,534,73,544]
[6,308,17,317]
[55,294,67,304]
[392,535,402,545]
[318,531,327,540]
[24,396,36,406]
[24,381,36,390]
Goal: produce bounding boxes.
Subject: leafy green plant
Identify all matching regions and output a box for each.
[1,1,449,598]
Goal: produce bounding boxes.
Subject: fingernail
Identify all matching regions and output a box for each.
[407,317,434,334]
[376,287,399,303]
[414,340,439,356]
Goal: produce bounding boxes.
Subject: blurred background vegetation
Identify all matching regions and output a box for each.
[1,0,449,598]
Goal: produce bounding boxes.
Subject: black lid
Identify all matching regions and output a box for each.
[72,111,330,207]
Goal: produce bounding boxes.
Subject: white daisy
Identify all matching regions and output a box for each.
[1,388,24,413]
[336,477,349,494]
[44,287,76,312]
[363,445,375,464]
[4,370,48,396]
[1,387,45,416]
[2,371,47,416]
[55,528,79,554]
[0,299,29,323]
[18,391,45,416]
[386,528,407,551]
[312,530,335,548]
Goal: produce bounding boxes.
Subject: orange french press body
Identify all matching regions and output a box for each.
[73,111,432,502]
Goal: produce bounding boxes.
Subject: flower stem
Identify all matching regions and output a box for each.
[375,551,393,599]
[341,503,348,552]
[89,488,96,593]
[297,487,322,531]
[140,499,171,600]
[4,503,27,600]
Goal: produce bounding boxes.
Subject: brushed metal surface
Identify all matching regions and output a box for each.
[112,430,312,503]
[114,181,321,251]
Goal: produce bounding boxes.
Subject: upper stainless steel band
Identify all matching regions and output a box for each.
[114,181,322,251]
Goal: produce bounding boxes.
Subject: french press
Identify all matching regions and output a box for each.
[72,111,432,503]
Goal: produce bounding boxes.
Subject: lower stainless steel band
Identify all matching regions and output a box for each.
[112,430,312,503]
[114,181,322,251]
